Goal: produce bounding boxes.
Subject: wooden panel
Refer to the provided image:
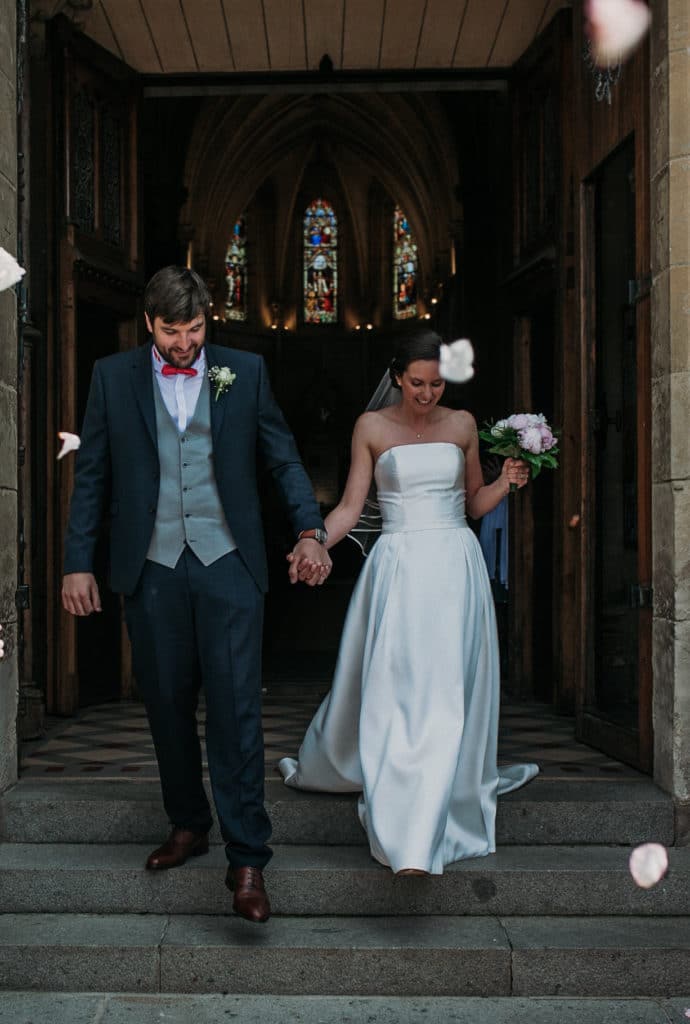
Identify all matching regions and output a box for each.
[142,0,197,71]
[180,0,235,72]
[101,0,161,71]
[222,0,269,71]
[304,0,344,69]
[81,2,122,61]
[539,0,568,34]
[509,316,535,697]
[342,0,385,69]
[570,5,652,767]
[491,0,545,66]
[454,0,507,68]
[379,0,426,69]
[263,0,306,70]
[416,0,468,68]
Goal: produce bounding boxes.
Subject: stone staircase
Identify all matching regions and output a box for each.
[0,774,689,1018]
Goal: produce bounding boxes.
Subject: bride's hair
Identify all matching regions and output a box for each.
[389,327,442,389]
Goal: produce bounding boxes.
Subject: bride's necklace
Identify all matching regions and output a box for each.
[398,411,432,441]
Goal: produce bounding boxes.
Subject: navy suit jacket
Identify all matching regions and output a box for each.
[63,342,324,595]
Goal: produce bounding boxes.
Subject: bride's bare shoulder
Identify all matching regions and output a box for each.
[441,407,477,436]
[356,408,398,430]
[353,410,391,444]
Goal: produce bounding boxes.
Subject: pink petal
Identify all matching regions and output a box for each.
[628,842,669,889]
[57,431,81,460]
[587,0,651,67]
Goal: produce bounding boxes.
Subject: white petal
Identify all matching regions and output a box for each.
[439,339,475,383]
[628,842,669,889]
[0,247,26,292]
[587,0,651,66]
[57,431,81,460]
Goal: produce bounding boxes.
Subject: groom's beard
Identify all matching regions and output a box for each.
[152,339,205,369]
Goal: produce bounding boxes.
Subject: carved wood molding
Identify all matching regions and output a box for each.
[32,0,94,26]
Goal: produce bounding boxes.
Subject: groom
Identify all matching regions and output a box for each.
[62,266,331,923]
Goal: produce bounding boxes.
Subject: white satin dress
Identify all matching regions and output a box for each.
[279,442,539,874]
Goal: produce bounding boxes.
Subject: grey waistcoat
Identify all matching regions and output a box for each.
[147,369,236,568]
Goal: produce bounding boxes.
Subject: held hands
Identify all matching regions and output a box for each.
[502,457,531,490]
[287,539,332,587]
[62,572,102,616]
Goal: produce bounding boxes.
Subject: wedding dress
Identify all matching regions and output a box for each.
[279,442,539,874]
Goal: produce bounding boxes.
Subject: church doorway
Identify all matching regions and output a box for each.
[27,7,653,779]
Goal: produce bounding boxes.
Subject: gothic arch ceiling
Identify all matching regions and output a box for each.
[39,0,571,73]
[179,93,460,298]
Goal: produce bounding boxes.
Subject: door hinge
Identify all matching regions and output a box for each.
[629,584,653,609]
[628,274,651,305]
[15,585,30,611]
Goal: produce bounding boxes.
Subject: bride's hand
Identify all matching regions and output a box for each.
[503,458,530,489]
[287,543,332,586]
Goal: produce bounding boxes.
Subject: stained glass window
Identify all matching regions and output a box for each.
[393,206,418,319]
[224,216,248,322]
[303,199,337,324]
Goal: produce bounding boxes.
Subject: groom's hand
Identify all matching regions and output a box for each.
[62,572,102,616]
[287,540,332,587]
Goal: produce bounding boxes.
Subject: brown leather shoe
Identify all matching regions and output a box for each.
[225,866,271,923]
[146,827,209,870]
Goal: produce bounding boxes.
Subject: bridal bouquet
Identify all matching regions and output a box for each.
[479,413,559,490]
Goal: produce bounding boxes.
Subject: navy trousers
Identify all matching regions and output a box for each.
[124,547,272,869]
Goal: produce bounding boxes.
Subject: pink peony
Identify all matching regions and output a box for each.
[508,414,529,430]
[539,424,557,450]
[519,426,543,454]
[586,0,651,68]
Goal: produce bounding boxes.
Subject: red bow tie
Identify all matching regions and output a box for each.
[162,365,198,377]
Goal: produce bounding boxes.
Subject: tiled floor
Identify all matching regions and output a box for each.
[20,683,644,782]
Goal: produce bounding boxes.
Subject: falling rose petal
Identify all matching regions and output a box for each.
[57,431,81,460]
[0,247,26,292]
[629,842,669,889]
[586,0,652,68]
[439,338,475,383]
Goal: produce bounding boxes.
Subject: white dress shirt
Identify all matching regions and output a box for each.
[151,344,206,433]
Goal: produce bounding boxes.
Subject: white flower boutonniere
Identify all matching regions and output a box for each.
[209,365,237,401]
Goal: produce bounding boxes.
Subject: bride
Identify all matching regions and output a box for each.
[280,329,539,876]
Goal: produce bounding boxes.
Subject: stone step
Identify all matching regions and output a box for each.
[1,913,689,996]
[0,843,688,916]
[0,992,687,1024]
[0,777,675,846]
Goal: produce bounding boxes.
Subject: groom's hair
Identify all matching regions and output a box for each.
[144,266,211,325]
[389,327,442,388]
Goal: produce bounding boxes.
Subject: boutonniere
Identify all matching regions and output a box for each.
[208,365,237,401]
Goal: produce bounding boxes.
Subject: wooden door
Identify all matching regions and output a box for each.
[48,18,142,714]
[578,136,653,770]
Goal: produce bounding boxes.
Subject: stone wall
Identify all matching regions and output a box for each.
[651,0,690,808]
[0,0,17,792]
